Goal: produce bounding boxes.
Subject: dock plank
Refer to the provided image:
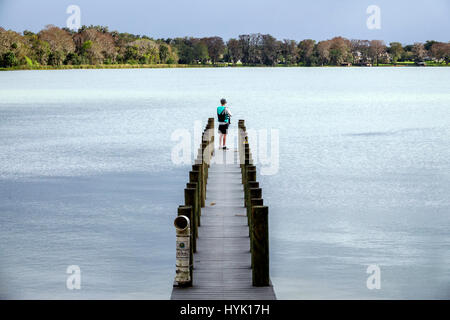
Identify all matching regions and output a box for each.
[171,148,276,300]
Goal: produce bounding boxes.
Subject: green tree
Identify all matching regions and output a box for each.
[298,39,316,65]
[226,38,242,64]
[369,40,386,66]
[316,41,331,65]
[25,34,50,65]
[38,25,75,58]
[424,40,438,51]
[201,37,225,64]
[328,37,350,65]
[412,42,426,62]
[388,42,403,63]
[280,39,298,65]
[159,44,169,63]
[193,42,209,64]
[48,50,64,66]
[64,52,86,65]
[0,51,19,67]
[261,34,279,66]
[80,40,103,64]
[174,38,196,64]
[124,45,139,63]
[430,42,450,64]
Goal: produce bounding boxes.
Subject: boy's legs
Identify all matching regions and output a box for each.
[223,134,227,148]
[219,133,223,148]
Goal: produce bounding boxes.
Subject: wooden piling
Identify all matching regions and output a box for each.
[187,181,200,228]
[189,171,201,224]
[177,205,194,284]
[247,187,262,236]
[192,164,205,208]
[172,118,274,299]
[184,187,197,252]
[242,149,252,184]
[244,168,257,207]
[245,180,259,209]
[251,205,269,286]
[249,197,263,267]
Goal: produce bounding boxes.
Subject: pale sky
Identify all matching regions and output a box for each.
[0,0,449,44]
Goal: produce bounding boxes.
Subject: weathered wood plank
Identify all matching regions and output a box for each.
[171,148,276,300]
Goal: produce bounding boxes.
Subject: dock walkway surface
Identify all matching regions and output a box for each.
[171,148,276,300]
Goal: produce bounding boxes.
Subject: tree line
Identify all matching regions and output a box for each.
[1,25,449,68]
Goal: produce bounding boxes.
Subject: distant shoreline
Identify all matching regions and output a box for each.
[2,26,449,71]
[1,62,448,71]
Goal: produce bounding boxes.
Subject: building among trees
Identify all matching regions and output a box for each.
[0,25,449,68]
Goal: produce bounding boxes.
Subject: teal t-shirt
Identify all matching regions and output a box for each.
[217,106,230,123]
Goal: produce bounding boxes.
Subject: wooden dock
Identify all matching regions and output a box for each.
[171,144,276,300]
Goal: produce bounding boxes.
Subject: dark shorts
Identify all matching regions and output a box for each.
[218,124,229,134]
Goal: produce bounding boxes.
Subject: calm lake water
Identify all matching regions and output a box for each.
[0,68,449,299]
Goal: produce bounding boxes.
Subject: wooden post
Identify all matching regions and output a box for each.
[240,131,247,166]
[207,118,215,156]
[192,164,205,208]
[238,121,245,164]
[197,148,207,200]
[198,150,207,201]
[244,168,256,207]
[247,187,262,235]
[247,188,262,228]
[184,188,197,251]
[249,198,263,267]
[208,117,214,145]
[189,171,201,224]
[242,145,250,182]
[202,141,209,169]
[187,181,200,228]
[242,156,252,187]
[251,198,263,206]
[178,205,193,284]
[251,205,269,286]
[245,180,259,210]
[202,156,207,205]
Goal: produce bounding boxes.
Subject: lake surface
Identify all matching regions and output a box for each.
[0,67,449,299]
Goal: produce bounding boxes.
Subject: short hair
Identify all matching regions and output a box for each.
[220,98,227,105]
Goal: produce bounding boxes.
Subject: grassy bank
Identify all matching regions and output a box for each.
[0,63,192,71]
[1,62,448,71]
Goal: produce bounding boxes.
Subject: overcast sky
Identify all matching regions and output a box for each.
[0,0,449,44]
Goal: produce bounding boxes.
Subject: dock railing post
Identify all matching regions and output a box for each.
[238,121,246,168]
[208,117,215,156]
[174,214,192,287]
[242,144,251,184]
[174,118,272,293]
[249,198,263,268]
[248,187,262,236]
[187,181,199,227]
[189,171,201,225]
[246,180,259,231]
[192,164,204,208]
[244,167,256,207]
[177,206,194,285]
[184,187,198,252]
[197,148,206,206]
[238,119,271,287]
[251,205,270,286]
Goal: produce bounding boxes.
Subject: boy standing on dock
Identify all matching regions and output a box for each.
[217,98,232,150]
